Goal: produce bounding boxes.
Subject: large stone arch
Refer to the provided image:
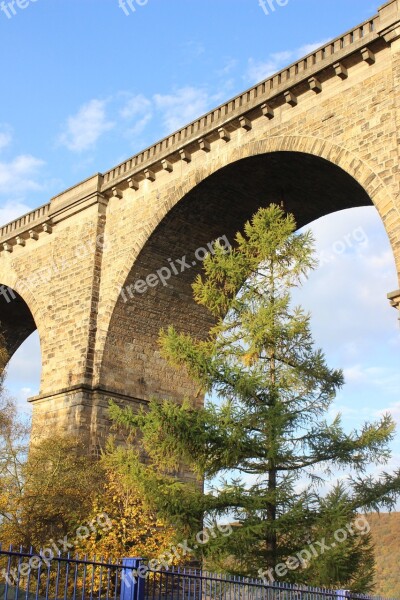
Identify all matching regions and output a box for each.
[98,138,398,405]
[106,136,399,314]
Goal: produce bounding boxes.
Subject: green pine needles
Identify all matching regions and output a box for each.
[109,204,400,590]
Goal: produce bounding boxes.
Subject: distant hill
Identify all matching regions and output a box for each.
[368,512,400,598]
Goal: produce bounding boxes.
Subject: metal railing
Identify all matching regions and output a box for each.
[145,566,341,600]
[0,546,135,600]
[0,548,398,600]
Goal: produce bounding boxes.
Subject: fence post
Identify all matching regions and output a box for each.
[121,558,145,600]
[337,591,350,600]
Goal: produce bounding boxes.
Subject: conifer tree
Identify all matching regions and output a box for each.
[109,204,400,588]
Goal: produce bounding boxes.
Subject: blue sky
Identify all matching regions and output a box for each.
[1,0,399,486]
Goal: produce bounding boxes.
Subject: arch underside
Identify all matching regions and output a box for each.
[0,288,36,360]
[100,151,373,401]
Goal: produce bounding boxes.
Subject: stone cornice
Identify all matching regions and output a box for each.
[28,384,150,406]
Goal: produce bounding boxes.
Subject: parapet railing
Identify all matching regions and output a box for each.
[0,203,51,241]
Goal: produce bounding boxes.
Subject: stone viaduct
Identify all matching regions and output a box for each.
[0,0,400,448]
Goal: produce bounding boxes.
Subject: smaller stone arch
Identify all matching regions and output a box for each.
[0,269,46,375]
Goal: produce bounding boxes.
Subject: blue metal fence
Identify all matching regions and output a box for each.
[0,546,125,600]
[0,547,398,600]
[145,565,338,600]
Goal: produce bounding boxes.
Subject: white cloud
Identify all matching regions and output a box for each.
[120,94,152,120]
[59,99,114,152]
[246,40,330,83]
[0,155,45,196]
[56,89,213,153]
[127,113,153,138]
[342,365,366,384]
[119,94,153,139]
[154,86,211,133]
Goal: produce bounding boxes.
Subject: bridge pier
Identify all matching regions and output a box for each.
[29,386,149,450]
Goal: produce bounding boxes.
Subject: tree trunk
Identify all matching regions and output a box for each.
[266,308,278,570]
[266,466,277,569]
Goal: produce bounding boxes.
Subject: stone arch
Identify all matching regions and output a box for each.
[0,271,46,376]
[110,136,399,309]
[99,139,398,403]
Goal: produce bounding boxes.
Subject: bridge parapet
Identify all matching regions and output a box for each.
[0,174,105,251]
[0,203,51,249]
